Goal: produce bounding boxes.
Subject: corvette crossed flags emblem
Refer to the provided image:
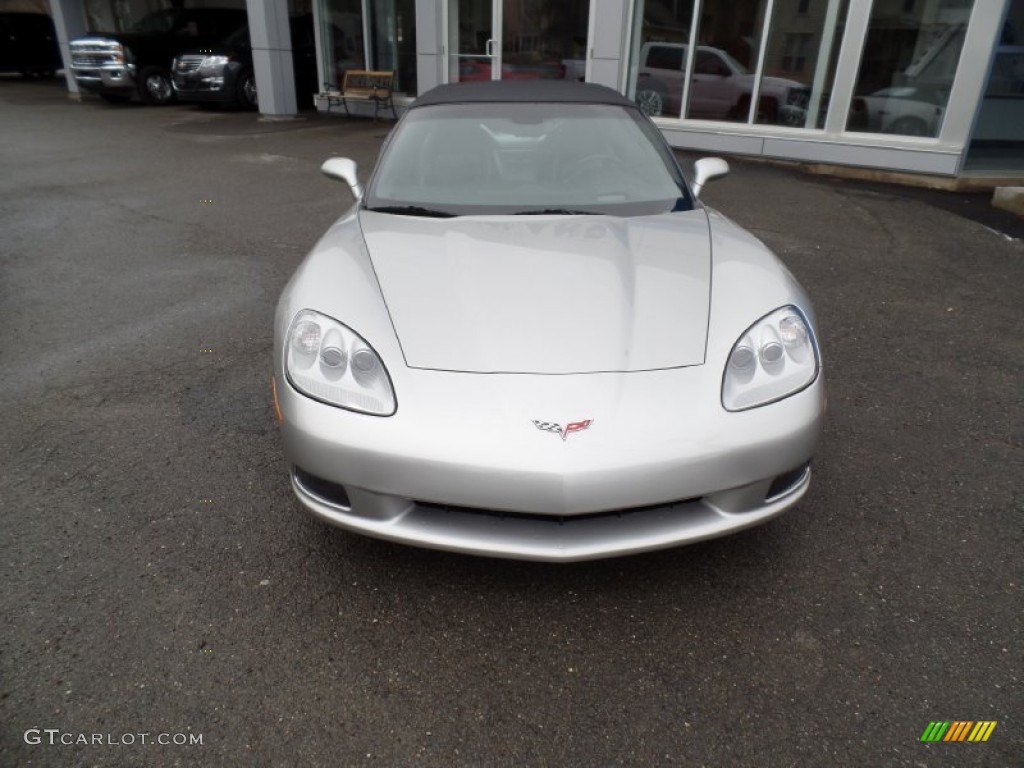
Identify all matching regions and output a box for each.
[532,419,593,441]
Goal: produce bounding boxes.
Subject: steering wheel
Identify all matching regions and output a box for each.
[562,153,629,184]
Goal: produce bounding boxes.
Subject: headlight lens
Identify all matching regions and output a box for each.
[285,310,396,415]
[199,55,230,74]
[722,306,819,411]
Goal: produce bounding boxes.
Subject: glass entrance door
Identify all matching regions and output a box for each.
[448,0,590,84]
[448,0,498,83]
[500,0,589,82]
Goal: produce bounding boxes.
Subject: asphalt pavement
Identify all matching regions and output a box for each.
[1,76,1020,767]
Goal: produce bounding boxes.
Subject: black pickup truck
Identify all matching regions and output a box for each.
[69,7,245,104]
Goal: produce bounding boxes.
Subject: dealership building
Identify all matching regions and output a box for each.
[43,0,1024,179]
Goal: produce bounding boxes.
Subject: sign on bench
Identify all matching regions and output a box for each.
[325,70,397,122]
[345,71,393,93]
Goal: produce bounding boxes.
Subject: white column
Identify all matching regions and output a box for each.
[804,0,843,129]
[822,0,872,135]
[48,0,89,98]
[588,0,630,91]
[942,0,1009,151]
[415,0,444,94]
[311,0,327,95]
[245,0,297,116]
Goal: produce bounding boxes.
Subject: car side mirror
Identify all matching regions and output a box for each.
[691,157,729,198]
[321,157,362,200]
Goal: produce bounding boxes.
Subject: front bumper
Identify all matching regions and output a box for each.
[292,464,811,562]
[172,72,230,102]
[277,365,825,561]
[71,63,136,93]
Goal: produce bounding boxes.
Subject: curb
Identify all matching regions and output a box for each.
[992,187,1024,217]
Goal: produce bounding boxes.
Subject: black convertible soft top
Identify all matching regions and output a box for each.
[410,80,637,109]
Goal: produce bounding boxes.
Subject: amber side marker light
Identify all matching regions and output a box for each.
[271,376,284,425]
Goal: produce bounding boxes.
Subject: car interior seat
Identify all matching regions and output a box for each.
[421,120,495,194]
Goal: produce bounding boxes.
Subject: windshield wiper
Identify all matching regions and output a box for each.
[364,205,455,218]
[513,208,597,215]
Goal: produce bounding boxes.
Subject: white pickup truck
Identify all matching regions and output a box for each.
[635,42,808,124]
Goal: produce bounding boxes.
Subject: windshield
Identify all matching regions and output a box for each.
[364,102,693,217]
[125,9,181,35]
[221,23,250,47]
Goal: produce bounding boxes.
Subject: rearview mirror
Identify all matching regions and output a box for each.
[321,157,362,200]
[691,157,729,198]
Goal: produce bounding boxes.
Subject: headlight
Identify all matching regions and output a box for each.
[199,55,230,74]
[284,310,396,416]
[722,306,819,411]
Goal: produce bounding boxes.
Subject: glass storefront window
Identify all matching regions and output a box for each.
[756,0,850,128]
[319,0,367,89]
[318,0,415,97]
[628,0,695,118]
[689,0,770,123]
[368,0,417,95]
[847,0,974,137]
[628,0,847,127]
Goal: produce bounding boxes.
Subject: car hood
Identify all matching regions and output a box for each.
[358,210,712,374]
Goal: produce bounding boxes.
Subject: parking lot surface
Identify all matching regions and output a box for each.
[1,77,1020,767]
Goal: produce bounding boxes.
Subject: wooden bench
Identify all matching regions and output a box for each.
[324,70,397,122]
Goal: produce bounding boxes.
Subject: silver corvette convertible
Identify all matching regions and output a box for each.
[273,80,825,561]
